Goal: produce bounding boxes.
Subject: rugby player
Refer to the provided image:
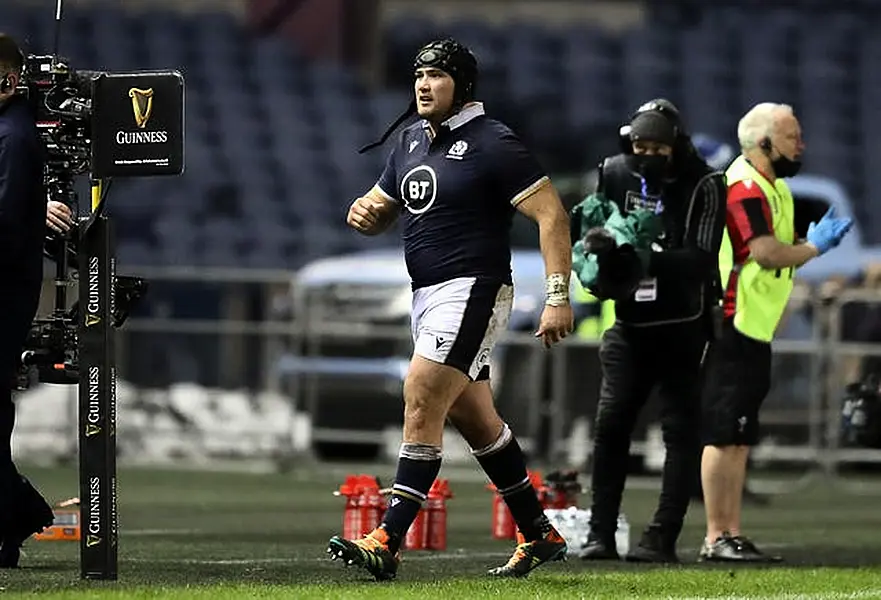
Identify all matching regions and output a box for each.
[326,38,574,580]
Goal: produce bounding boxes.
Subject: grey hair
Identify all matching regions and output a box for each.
[737,103,794,151]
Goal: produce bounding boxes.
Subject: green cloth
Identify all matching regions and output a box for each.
[571,192,664,293]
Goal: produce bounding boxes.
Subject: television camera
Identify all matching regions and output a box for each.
[15,54,142,390]
[14,51,182,390]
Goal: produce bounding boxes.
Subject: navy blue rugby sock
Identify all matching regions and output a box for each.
[474,424,551,542]
[379,442,442,554]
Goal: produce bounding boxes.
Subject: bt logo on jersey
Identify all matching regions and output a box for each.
[400,165,438,214]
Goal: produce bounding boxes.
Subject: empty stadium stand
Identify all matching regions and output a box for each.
[3,1,879,272]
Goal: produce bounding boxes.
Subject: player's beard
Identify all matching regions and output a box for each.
[417,98,454,126]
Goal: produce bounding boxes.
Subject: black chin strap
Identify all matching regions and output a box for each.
[358,99,417,154]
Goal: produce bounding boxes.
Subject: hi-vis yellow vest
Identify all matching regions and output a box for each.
[573,280,616,339]
[719,155,795,342]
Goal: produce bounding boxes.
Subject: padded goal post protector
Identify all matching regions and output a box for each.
[90,71,185,178]
[77,216,118,580]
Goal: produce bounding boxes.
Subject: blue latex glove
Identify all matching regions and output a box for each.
[806,207,853,255]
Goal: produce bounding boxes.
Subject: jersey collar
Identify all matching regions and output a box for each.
[442,102,485,130]
[422,102,485,140]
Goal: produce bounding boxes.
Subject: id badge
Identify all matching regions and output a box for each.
[634,278,658,302]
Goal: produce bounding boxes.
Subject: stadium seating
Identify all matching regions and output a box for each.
[381,6,881,241]
[3,1,881,273]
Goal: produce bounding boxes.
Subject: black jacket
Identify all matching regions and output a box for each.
[0,95,45,288]
[596,148,727,327]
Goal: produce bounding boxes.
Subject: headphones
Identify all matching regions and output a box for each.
[760,137,773,153]
[632,99,682,137]
[618,99,685,154]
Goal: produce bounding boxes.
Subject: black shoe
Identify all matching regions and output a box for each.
[487,528,568,578]
[626,526,679,564]
[731,535,782,562]
[580,531,620,560]
[0,476,55,569]
[0,543,20,569]
[326,528,399,581]
[699,532,783,563]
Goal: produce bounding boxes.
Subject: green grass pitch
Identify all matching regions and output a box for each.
[1,465,880,599]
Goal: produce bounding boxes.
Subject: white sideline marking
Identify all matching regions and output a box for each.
[124,529,203,536]
[124,542,798,565]
[672,593,881,600]
[119,534,793,554]
[126,550,510,565]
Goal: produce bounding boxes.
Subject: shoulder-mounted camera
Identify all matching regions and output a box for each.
[840,376,881,449]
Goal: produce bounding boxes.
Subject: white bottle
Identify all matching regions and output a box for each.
[615,513,630,557]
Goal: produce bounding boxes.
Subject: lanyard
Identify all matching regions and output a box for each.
[639,175,665,214]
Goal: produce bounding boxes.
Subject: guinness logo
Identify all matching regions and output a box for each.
[86,424,101,437]
[128,87,154,129]
[86,314,101,327]
[87,535,101,548]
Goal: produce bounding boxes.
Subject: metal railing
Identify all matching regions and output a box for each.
[15,268,881,486]
[819,289,881,490]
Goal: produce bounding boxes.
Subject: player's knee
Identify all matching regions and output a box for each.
[448,382,500,443]
[403,371,448,427]
[445,401,468,431]
[449,404,502,450]
[403,401,443,433]
[446,397,493,426]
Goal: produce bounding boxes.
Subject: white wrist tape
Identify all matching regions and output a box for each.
[545,273,569,306]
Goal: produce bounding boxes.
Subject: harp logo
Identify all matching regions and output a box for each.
[128,87,154,129]
[86,314,101,327]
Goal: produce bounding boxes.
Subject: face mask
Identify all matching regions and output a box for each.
[771,155,802,178]
[626,154,670,185]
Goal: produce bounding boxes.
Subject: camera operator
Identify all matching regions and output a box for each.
[580,99,727,563]
[0,33,54,568]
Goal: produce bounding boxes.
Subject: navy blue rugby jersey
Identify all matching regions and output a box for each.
[374,103,549,290]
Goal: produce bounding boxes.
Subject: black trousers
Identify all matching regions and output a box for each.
[588,320,707,543]
[0,284,41,483]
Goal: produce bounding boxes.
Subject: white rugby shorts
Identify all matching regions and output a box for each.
[410,276,513,381]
